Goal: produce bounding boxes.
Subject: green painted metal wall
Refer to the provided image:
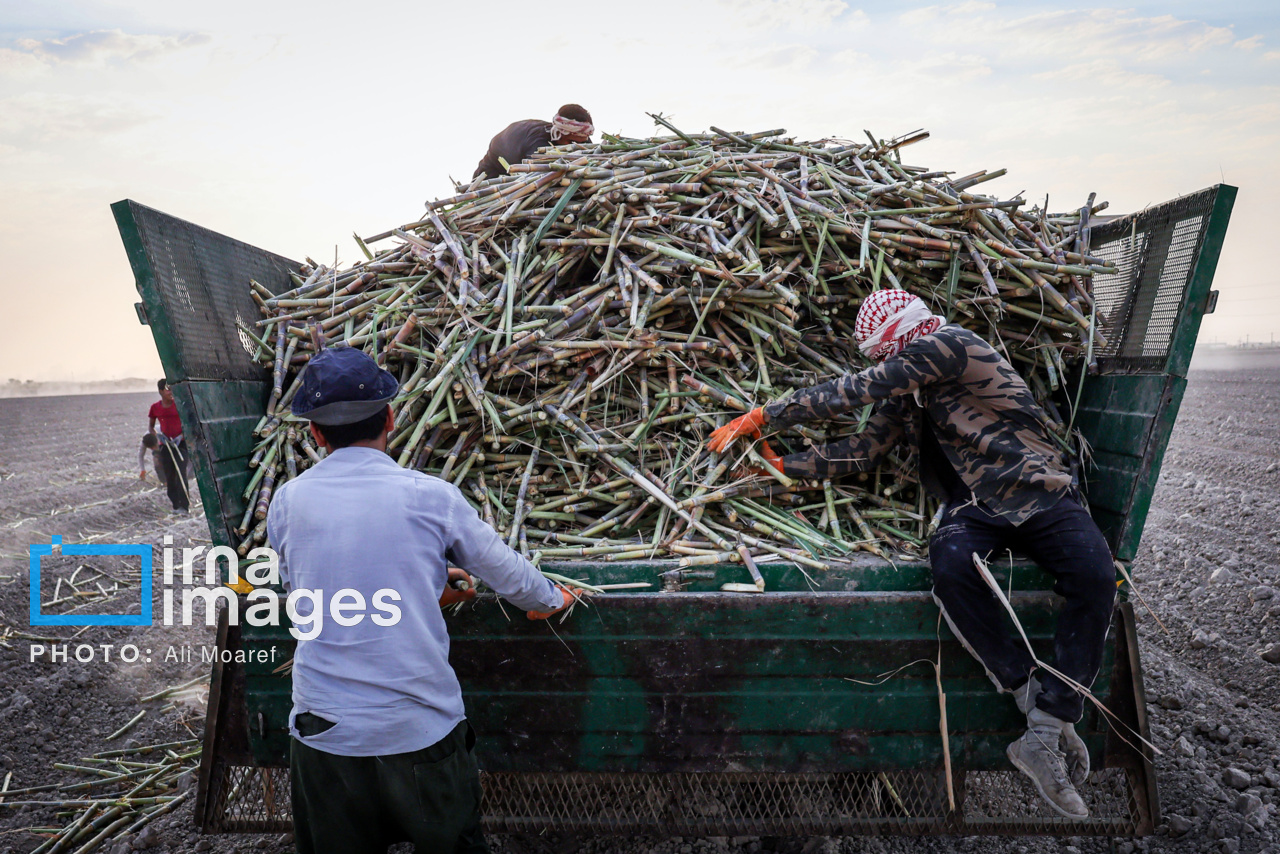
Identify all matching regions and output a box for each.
[235,561,1110,773]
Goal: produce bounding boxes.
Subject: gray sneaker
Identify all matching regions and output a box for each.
[1061,723,1091,787]
[1007,714,1089,819]
[1013,680,1089,787]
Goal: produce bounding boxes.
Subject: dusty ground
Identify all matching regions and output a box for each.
[1,353,1278,853]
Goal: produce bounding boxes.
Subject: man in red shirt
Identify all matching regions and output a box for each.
[148,379,191,513]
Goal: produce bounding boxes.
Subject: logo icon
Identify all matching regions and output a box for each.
[29,536,153,626]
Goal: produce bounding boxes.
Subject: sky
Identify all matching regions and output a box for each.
[1,0,1278,382]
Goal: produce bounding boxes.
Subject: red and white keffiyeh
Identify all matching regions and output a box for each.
[855,289,945,361]
[550,115,594,142]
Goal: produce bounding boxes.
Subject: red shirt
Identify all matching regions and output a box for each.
[149,400,183,438]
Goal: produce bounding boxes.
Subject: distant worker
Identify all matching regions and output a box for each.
[138,433,166,487]
[268,347,578,854]
[148,379,190,514]
[707,288,1116,821]
[473,104,594,180]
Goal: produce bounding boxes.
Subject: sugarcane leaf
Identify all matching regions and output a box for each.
[944,250,961,322]
[530,178,582,250]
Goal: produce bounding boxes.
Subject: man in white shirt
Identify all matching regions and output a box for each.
[268,346,573,854]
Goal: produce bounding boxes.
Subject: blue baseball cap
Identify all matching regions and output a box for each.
[291,347,398,425]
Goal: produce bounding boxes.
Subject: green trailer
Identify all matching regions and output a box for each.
[112,183,1235,838]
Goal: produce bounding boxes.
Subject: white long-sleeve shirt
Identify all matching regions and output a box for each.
[266,446,562,756]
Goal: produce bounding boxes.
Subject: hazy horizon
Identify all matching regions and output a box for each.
[2,0,1278,382]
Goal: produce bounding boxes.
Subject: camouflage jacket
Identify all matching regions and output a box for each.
[764,324,1073,524]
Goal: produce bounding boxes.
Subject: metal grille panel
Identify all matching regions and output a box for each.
[203,766,1144,837]
[1089,188,1217,373]
[1136,216,1203,359]
[208,765,292,833]
[959,768,1143,835]
[126,201,299,381]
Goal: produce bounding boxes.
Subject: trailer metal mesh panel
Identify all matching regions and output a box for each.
[206,765,291,833]
[125,201,298,381]
[1089,188,1217,374]
[203,766,1144,837]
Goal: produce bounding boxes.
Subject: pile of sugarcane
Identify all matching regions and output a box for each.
[1,738,199,853]
[235,119,1114,578]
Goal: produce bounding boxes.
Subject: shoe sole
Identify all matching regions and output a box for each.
[1006,743,1090,820]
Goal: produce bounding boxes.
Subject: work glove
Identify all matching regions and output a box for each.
[707,408,767,453]
[746,439,786,478]
[439,568,477,607]
[139,470,147,481]
[527,585,577,621]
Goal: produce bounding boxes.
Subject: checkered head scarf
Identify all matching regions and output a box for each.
[854,289,945,361]
[549,114,594,142]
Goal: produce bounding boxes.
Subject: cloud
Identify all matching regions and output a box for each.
[751,44,820,70]
[908,51,992,81]
[1234,35,1264,52]
[0,47,46,76]
[0,93,156,145]
[832,49,868,67]
[719,0,852,31]
[1033,59,1170,90]
[539,34,571,53]
[5,30,209,68]
[898,7,1237,66]
[899,1,994,25]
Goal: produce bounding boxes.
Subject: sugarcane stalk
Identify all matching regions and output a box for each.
[105,711,146,742]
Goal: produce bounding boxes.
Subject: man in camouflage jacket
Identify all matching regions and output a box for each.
[708,289,1116,820]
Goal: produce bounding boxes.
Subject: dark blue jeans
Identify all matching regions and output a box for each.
[928,493,1116,723]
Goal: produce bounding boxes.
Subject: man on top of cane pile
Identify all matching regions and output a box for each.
[706,288,1117,819]
[473,104,594,180]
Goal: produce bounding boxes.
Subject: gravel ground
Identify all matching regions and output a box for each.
[1,353,1277,854]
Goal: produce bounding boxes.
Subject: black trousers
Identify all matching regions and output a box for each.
[928,493,1116,723]
[290,720,488,854]
[157,439,190,511]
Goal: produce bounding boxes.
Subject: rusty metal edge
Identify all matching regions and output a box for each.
[194,605,230,831]
[1121,602,1160,832]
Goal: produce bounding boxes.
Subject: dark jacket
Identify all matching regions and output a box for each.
[764,324,1072,524]
[473,119,553,180]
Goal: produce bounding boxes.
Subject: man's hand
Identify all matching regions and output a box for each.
[707,408,767,453]
[139,470,147,481]
[527,586,577,621]
[439,568,477,607]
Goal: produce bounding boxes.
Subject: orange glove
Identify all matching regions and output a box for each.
[527,586,577,620]
[707,408,767,453]
[439,568,477,607]
[749,439,786,477]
